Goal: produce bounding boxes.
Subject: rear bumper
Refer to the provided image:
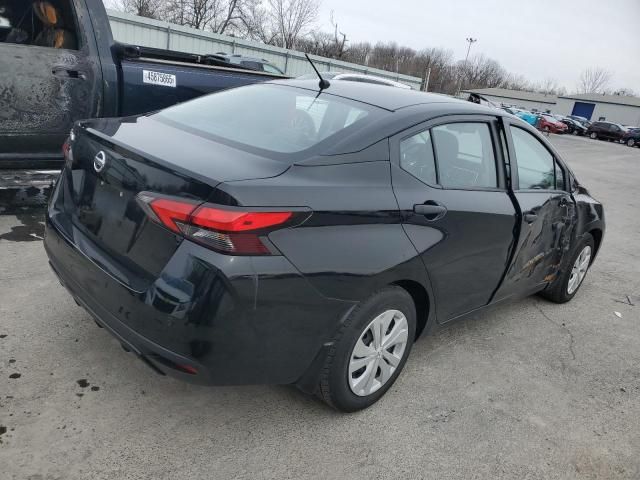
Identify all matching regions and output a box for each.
[44,214,354,386]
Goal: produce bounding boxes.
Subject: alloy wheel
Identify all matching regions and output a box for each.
[348,309,409,396]
[628,138,636,147]
[567,246,592,295]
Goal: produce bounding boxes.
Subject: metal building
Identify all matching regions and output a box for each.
[461,88,557,112]
[555,94,640,126]
[107,10,423,89]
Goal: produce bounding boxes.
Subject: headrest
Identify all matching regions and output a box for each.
[433,130,459,158]
[33,1,60,27]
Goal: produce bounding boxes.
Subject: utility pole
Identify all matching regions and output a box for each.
[464,37,477,65]
[423,67,431,92]
[457,37,477,96]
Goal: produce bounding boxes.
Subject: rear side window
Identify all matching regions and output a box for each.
[154,84,383,155]
[262,63,283,75]
[432,123,498,189]
[400,131,437,185]
[510,127,563,190]
[240,61,263,71]
[399,122,499,189]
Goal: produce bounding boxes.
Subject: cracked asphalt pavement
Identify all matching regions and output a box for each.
[1,135,639,479]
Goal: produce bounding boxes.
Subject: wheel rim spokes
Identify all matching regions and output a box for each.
[348,309,408,397]
[567,246,592,294]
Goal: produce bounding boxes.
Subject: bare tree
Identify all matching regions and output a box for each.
[343,41,371,65]
[297,11,346,58]
[265,0,319,49]
[116,0,165,18]
[164,0,257,34]
[612,87,637,97]
[459,54,507,90]
[577,67,612,94]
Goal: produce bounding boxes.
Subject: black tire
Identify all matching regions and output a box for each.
[572,129,579,136]
[317,286,416,412]
[540,233,595,304]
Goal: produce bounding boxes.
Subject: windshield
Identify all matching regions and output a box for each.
[154,84,383,155]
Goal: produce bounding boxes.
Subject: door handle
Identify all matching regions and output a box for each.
[414,202,447,220]
[52,68,86,80]
[524,212,538,223]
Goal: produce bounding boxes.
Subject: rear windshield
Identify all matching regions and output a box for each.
[154,84,383,154]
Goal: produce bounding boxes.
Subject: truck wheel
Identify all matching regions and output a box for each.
[540,234,594,304]
[317,286,416,412]
[590,132,597,139]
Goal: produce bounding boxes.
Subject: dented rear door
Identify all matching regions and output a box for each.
[0,39,99,158]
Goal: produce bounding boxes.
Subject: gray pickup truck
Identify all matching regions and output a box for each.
[0,0,283,169]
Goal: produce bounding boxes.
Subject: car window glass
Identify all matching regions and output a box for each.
[400,130,437,185]
[510,127,556,190]
[262,63,283,74]
[156,84,381,155]
[0,0,78,49]
[554,161,565,190]
[241,61,263,71]
[432,123,498,189]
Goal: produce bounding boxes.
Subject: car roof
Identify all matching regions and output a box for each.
[269,79,488,112]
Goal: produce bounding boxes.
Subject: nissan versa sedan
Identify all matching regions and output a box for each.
[44,80,605,412]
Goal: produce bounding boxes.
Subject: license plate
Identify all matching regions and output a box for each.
[142,70,177,88]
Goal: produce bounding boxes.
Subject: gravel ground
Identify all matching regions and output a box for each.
[1,135,639,480]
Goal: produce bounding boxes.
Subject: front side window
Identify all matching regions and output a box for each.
[155,84,382,155]
[432,123,498,189]
[510,126,563,190]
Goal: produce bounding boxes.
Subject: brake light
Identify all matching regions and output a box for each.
[137,192,301,255]
[147,197,198,233]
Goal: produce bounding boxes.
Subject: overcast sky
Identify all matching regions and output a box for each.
[316,0,640,92]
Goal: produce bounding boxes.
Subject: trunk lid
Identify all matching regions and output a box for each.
[50,116,290,289]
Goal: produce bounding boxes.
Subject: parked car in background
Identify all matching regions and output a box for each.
[586,121,628,141]
[45,80,604,412]
[622,128,640,147]
[211,52,285,75]
[559,118,588,136]
[501,107,538,126]
[298,71,412,89]
[568,115,592,128]
[537,114,568,134]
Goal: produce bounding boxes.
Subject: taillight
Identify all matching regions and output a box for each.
[136,192,305,255]
[62,138,73,168]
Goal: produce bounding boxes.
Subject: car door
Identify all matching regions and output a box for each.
[610,124,622,140]
[492,119,576,301]
[0,0,99,159]
[390,115,518,322]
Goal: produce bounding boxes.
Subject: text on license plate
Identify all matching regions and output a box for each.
[142,70,177,87]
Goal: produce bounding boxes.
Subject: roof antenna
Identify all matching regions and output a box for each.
[305,53,330,90]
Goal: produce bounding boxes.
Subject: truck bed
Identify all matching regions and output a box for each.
[115,44,285,117]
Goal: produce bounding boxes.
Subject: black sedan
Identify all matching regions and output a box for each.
[559,117,588,136]
[45,80,605,412]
